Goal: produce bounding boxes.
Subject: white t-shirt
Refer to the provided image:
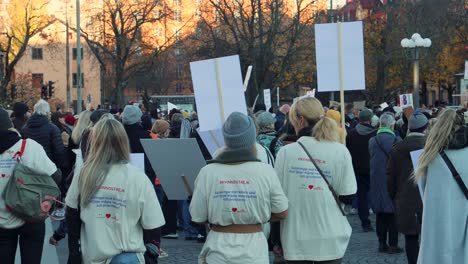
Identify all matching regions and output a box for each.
[65,163,165,264]
[275,136,357,261]
[0,138,57,229]
[190,162,288,264]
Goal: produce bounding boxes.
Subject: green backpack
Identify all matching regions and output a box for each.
[3,139,61,222]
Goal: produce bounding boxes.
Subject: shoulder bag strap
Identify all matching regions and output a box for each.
[13,139,27,160]
[298,141,346,216]
[375,137,389,158]
[440,151,468,200]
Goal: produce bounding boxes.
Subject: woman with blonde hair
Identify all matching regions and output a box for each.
[71,110,92,147]
[414,109,467,264]
[65,118,165,264]
[275,97,357,263]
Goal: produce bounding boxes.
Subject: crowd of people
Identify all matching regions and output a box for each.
[0,97,466,264]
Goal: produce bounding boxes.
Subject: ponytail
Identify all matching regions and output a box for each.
[313,116,339,142]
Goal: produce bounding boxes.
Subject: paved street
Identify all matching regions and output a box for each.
[40,213,407,264]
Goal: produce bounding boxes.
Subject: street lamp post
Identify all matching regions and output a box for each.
[401,33,431,109]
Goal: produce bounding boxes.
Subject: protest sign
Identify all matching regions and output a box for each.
[315,21,365,93]
[264,89,272,111]
[167,102,177,112]
[399,94,414,108]
[410,149,424,198]
[380,102,389,109]
[190,55,247,132]
[464,60,468,80]
[141,139,206,200]
[315,21,365,129]
[197,128,225,157]
[244,65,253,92]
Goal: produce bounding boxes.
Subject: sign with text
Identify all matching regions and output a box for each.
[263,89,272,112]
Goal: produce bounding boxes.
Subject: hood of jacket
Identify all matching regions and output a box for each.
[0,130,21,154]
[26,114,50,128]
[355,123,376,136]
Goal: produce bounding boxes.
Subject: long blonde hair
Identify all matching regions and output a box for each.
[78,118,130,207]
[414,109,460,180]
[289,97,339,142]
[71,110,92,145]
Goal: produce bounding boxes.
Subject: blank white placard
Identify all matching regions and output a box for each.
[190,55,247,132]
[315,21,366,92]
[264,89,272,111]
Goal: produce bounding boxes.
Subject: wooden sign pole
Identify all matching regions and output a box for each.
[337,22,346,129]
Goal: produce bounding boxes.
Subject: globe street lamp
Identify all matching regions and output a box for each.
[401,33,431,109]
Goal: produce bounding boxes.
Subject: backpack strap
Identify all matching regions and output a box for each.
[440,151,468,200]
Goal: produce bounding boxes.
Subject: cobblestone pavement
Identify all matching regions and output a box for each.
[52,213,407,264]
[159,214,407,264]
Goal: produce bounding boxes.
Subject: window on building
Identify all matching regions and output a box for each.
[176,64,183,79]
[154,9,161,19]
[176,82,182,93]
[174,10,182,23]
[72,73,84,87]
[32,48,43,60]
[174,0,181,6]
[31,73,44,88]
[155,28,162,37]
[72,48,83,60]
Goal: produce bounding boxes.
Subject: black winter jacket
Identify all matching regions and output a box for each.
[346,123,377,181]
[124,123,156,183]
[387,133,425,235]
[21,114,68,169]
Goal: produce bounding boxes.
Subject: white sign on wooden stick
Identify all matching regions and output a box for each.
[399,94,414,108]
[464,60,468,80]
[315,21,366,92]
[168,102,177,112]
[263,89,272,111]
[190,55,247,132]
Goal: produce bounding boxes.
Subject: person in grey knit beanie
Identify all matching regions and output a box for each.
[223,112,257,151]
[122,105,142,125]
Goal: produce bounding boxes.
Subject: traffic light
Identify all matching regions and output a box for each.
[41,84,48,99]
[10,84,16,100]
[48,81,55,98]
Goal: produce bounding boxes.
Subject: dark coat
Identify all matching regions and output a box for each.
[387,133,425,234]
[346,123,377,182]
[124,123,156,183]
[369,132,402,213]
[21,114,68,169]
[274,111,286,132]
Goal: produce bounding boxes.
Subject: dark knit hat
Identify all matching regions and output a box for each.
[0,107,13,132]
[359,108,373,122]
[223,112,256,151]
[12,102,29,116]
[90,109,108,124]
[409,112,429,132]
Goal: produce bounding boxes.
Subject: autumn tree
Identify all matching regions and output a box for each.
[190,0,325,105]
[0,0,53,102]
[77,0,172,105]
[9,72,40,108]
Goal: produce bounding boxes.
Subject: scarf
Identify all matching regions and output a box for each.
[208,147,260,164]
[377,127,395,136]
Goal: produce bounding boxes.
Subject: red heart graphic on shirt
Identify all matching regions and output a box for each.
[105,214,111,218]
[308,185,314,190]
[232,208,238,212]
[1,174,5,178]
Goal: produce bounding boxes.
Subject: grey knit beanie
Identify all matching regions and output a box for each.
[0,107,13,132]
[256,111,276,129]
[223,112,257,151]
[122,105,142,125]
[409,112,428,131]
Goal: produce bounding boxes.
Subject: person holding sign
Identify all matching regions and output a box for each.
[414,109,468,264]
[190,112,288,264]
[275,97,357,263]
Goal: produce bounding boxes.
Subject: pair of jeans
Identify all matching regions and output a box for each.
[376,212,398,247]
[356,176,371,228]
[110,252,140,264]
[179,200,198,238]
[0,222,45,264]
[405,234,419,264]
